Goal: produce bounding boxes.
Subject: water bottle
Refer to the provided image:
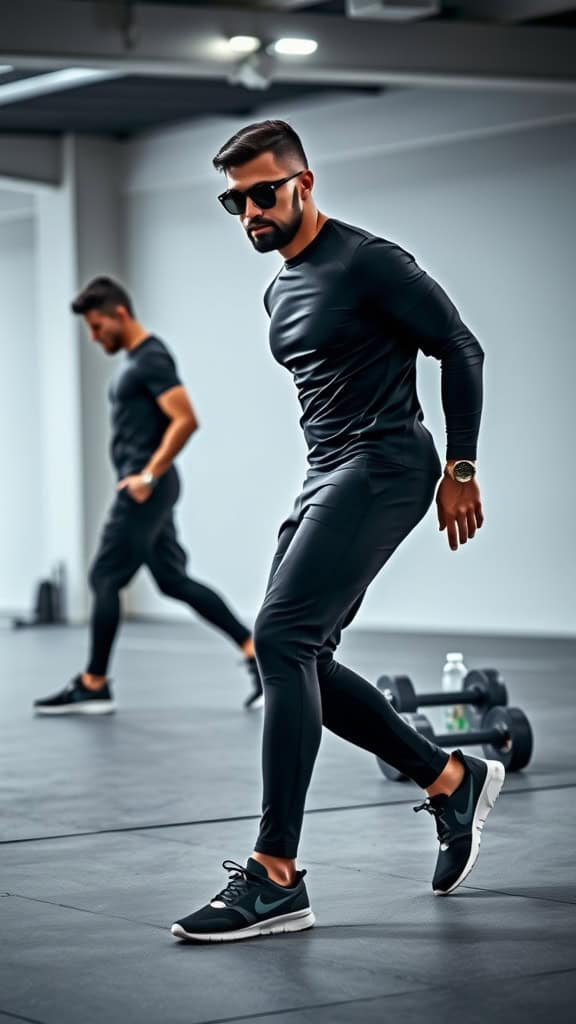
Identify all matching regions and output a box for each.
[441,652,468,733]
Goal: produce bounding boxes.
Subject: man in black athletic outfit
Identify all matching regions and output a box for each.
[34,277,262,714]
[171,122,505,943]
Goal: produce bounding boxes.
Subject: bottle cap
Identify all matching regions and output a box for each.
[446,652,463,661]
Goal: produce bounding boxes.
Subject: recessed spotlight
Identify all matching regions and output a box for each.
[272,38,318,57]
[229,36,262,55]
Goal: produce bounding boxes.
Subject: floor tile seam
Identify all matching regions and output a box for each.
[459,883,576,906]
[303,862,576,908]
[177,987,425,1024]
[299,857,576,902]
[165,965,576,1024]
[400,963,576,999]
[2,779,576,848]
[3,891,167,933]
[0,1009,46,1024]
[0,892,476,975]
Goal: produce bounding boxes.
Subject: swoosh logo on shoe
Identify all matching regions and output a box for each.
[454,777,475,826]
[254,893,295,916]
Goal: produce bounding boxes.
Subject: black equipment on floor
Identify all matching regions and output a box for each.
[12,563,67,629]
[377,704,533,781]
[376,668,508,726]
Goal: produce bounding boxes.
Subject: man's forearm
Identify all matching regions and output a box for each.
[441,338,484,461]
[144,417,197,479]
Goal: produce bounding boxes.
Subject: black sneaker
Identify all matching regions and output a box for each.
[243,657,264,710]
[171,858,315,943]
[414,750,505,896]
[33,675,116,716]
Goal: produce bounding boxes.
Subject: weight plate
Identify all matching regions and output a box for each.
[481,705,533,772]
[406,712,436,744]
[376,712,435,781]
[464,669,508,728]
[376,757,408,782]
[376,674,418,713]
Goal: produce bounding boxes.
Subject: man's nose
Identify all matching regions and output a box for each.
[243,195,263,223]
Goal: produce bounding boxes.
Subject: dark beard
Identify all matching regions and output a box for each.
[248,196,303,253]
[103,335,124,355]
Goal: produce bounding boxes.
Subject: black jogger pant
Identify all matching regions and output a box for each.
[86,468,250,676]
[253,453,450,859]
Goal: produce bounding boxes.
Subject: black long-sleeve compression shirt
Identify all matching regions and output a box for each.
[264,218,484,471]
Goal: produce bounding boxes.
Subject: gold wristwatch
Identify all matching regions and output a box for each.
[446,460,477,484]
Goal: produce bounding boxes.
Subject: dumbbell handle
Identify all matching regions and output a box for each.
[411,686,489,709]
[434,724,507,749]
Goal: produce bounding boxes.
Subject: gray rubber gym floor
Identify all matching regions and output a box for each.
[1,621,575,1024]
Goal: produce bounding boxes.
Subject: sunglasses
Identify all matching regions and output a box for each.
[217,171,305,216]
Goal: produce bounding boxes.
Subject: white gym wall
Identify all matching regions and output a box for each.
[0,194,42,614]
[1,87,574,635]
[121,88,576,636]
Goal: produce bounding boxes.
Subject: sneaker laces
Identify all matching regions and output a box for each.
[211,861,255,907]
[413,799,451,847]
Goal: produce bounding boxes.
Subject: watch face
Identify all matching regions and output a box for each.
[453,461,475,483]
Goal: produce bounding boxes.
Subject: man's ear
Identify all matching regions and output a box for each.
[301,169,314,199]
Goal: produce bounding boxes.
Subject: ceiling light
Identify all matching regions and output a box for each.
[272,38,318,57]
[0,65,13,75]
[229,36,262,55]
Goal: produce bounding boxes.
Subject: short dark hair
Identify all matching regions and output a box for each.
[212,119,308,173]
[71,276,135,318]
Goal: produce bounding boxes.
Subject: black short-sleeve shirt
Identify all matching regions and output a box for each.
[108,335,182,476]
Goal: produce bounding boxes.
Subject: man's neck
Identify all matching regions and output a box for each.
[123,322,150,351]
[279,208,328,262]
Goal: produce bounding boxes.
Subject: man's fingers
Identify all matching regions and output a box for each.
[446,518,459,551]
[475,501,484,528]
[457,512,469,546]
[466,508,477,540]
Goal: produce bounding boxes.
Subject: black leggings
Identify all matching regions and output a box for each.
[253,455,450,859]
[86,468,251,676]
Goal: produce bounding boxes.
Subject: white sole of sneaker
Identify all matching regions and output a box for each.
[170,908,315,943]
[434,758,505,897]
[33,702,116,716]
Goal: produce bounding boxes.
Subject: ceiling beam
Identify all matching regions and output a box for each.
[0,2,575,92]
[0,69,122,108]
[458,1,576,22]
[214,2,333,7]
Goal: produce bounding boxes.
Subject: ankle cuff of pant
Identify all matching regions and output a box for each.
[254,839,298,859]
[420,749,451,788]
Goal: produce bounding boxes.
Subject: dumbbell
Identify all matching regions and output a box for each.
[377,669,508,727]
[377,705,533,781]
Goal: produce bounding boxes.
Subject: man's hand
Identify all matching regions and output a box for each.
[436,474,484,551]
[117,475,153,504]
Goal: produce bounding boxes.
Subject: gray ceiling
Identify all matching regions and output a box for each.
[0,69,366,137]
[0,1,575,138]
